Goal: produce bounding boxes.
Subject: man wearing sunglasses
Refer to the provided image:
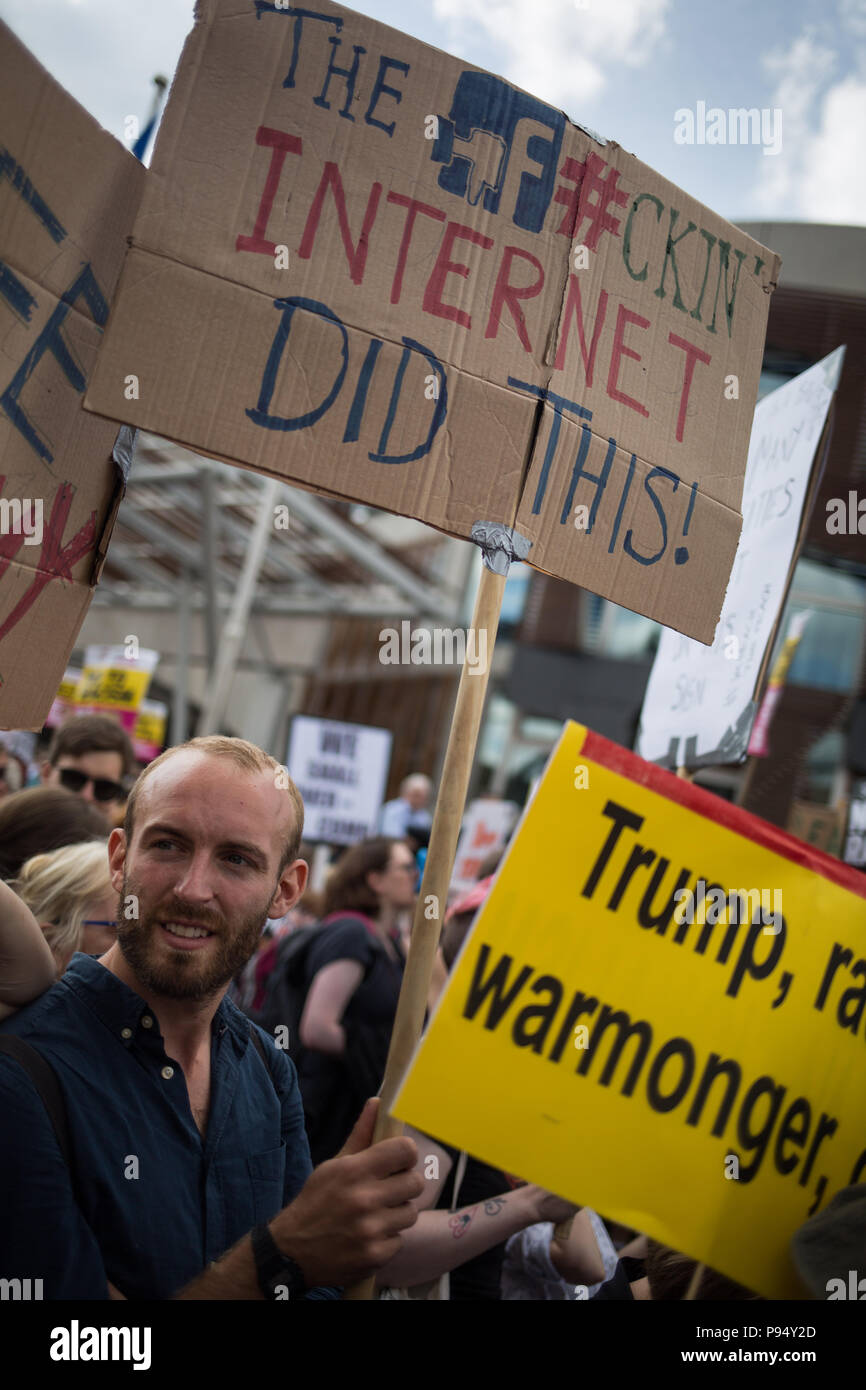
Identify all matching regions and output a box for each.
[41,715,135,827]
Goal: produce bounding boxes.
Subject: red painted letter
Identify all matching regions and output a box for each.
[484,246,544,351]
[554,274,608,384]
[386,193,446,306]
[298,163,382,285]
[422,221,494,330]
[669,332,712,443]
[607,304,650,418]
[236,127,303,256]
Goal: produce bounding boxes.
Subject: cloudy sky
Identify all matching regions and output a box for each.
[2,0,864,227]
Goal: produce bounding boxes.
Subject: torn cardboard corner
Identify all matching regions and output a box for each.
[85,0,779,642]
[0,23,145,729]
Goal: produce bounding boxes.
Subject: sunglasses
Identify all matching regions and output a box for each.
[58,767,124,804]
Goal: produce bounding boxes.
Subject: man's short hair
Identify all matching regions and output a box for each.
[48,714,135,777]
[124,736,304,872]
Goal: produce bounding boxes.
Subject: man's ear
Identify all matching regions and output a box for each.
[268,859,308,920]
[108,828,127,894]
[40,761,55,785]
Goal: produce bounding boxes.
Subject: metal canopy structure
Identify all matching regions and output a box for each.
[95,432,461,622]
[84,432,471,745]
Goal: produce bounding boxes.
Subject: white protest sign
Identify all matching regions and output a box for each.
[636,349,845,768]
[287,715,392,845]
[843,780,866,869]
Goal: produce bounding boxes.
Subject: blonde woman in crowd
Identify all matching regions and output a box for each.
[0,842,115,1020]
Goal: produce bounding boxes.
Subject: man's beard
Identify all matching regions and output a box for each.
[116,871,270,1001]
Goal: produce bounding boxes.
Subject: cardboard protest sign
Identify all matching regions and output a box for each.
[637,349,844,767]
[0,24,145,729]
[451,798,518,894]
[787,800,845,859]
[86,0,779,643]
[393,722,866,1299]
[287,714,392,844]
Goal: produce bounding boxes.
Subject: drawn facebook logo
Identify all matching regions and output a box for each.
[430,71,564,234]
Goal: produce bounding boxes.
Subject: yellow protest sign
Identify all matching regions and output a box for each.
[132,700,168,764]
[75,664,151,712]
[393,722,866,1299]
[73,644,159,730]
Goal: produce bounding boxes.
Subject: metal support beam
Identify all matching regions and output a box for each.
[168,478,318,588]
[171,568,191,745]
[283,486,448,613]
[117,501,238,594]
[201,468,219,676]
[198,478,281,735]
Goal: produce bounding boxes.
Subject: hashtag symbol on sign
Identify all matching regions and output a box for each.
[553,152,628,251]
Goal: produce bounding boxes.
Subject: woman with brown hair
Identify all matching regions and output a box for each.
[297,835,417,1164]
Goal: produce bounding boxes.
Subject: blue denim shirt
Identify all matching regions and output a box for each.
[0,953,335,1299]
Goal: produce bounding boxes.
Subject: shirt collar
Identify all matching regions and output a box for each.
[61,953,250,1051]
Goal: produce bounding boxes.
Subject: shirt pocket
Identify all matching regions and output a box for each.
[247,1143,287,1224]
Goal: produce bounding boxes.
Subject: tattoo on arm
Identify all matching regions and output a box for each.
[449,1207,477,1238]
[448,1197,507,1237]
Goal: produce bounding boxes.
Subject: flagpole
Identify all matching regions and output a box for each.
[344,528,520,1300]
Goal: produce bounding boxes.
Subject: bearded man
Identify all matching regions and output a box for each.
[0,736,421,1300]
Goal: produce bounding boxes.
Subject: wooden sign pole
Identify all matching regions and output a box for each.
[344,551,508,1299]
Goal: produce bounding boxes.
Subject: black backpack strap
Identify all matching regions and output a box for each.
[248,1022,274,1083]
[0,1035,72,1166]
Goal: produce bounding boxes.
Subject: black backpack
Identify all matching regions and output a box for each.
[243,913,382,1064]
[242,923,319,1062]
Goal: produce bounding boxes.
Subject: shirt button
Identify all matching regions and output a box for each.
[141,1016,153,1028]
[121,1027,132,1040]
[161,1066,174,1080]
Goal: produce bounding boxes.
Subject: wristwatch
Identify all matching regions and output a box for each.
[250,1223,309,1299]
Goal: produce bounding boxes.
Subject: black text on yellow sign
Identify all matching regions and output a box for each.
[394,723,866,1298]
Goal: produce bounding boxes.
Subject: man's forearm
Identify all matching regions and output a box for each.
[175,1233,263,1300]
[374,1185,539,1289]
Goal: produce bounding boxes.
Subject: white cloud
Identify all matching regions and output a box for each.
[753,7,866,224]
[432,0,670,112]
[839,0,866,41]
[799,76,866,222]
[754,28,836,212]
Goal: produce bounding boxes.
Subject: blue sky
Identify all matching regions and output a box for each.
[1,0,864,226]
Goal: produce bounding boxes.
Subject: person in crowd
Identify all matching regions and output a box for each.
[389,1134,609,1301]
[643,1240,758,1299]
[791,1182,866,1299]
[40,714,135,829]
[0,787,107,882]
[436,877,619,1299]
[374,1151,581,1298]
[500,1207,617,1299]
[297,836,416,1164]
[0,844,116,1022]
[12,841,118,973]
[379,774,433,839]
[0,878,56,1024]
[0,737,24,799]
[0,736,423,1299]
